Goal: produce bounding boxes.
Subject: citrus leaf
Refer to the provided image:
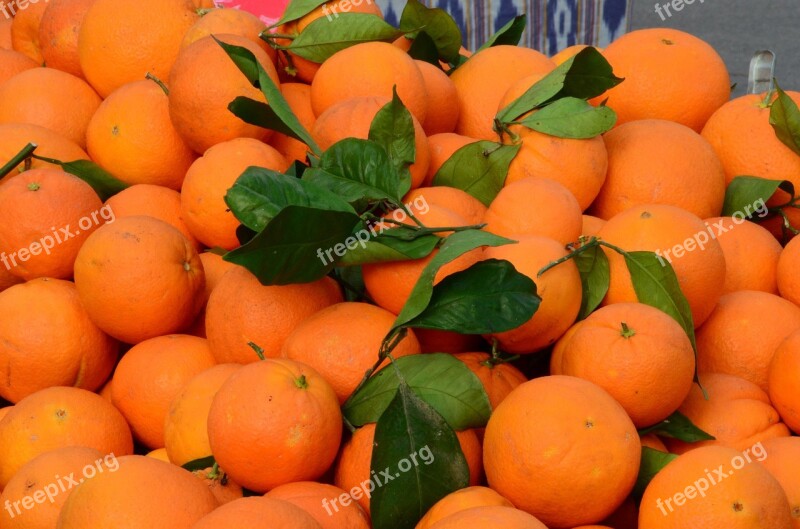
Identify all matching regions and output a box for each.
[432,141,520,206]
[228,97,311,145]
[288,13,402,63]
[406,31,440,66]
[338,227,440,266]
[477,15,526,51]
[574,243,610,319]
[769,81,800,156]
[181,455,216,472]
[369,88,417,172]
[271,0,328,27]
[633,447,677,499]
[518,97,617,138]
[638,410,715,442]
[722,175,794,216]
[398,0,462,64]
[31,156,128,201]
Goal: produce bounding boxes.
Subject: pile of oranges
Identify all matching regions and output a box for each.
[0,0,799,528]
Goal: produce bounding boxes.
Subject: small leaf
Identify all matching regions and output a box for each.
[344,354,491,430]
[518,97,617,138]
[432,141,520,206]
[272,0,328,27]
[288,13,402,63]
[338,227,440,266]
[574,243,610,319]
[633,447,677,499]
[476,15,526,51]
[722,175,794,216]
[370,383,470,529]
[228,97,310,145]
[369,89,417,172]
[769,81,800,156]
[181,455,216,472]
[638,411,715,442]
[406,31,440,66]
[399,0,462,64]
[32,156,129,201]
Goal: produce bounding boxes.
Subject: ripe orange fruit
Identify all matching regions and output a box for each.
[483,177,583,245]
[424,132,476,187]
[640,434,668,453]
[768,330,800,434]
[269,82,316,164]
[169,33,279,154]
[180,137,288,249]
[164,363,241,465]
[599,28,730,132]
[582,215,606,237]
[111,334,216,449]
[484,236,582,353]
[0,386,133,488]
[597,204,726,327]
[778,235,800,307]
[282,302,421,404]
[78,0,199,98]
[666,373,789,454]
[181,7,273,60]
[311,96,430,189]
[57,455,219,529]
[403,186,487,226]
[450,45,555,140]
[639,445,793,528]
[0,278,117,403]
[334,423,483,515]
[0,67,100,148]
[757,437,800,524]
[0,168,104,280]
[38,0,96,78]
[706,216,781,294]
[416,60,459,135]
[0,123,88,177]
[187,252,237,337]
[311,42,428,123]
[0,48,36,85]
[416,486,514,529]
[74,216,205,344]
[206,265,342,363]
[207,358,342,492]
[190,497,322,529]
[484,375,640,527]
[147,447,170,462]
[451,352,527,410]
[0,446,103,529]
[696,290,800,390]
[554,302,695,427]
[104,184,200,250]
[591,120,725,220]
[266,481,371,529]
[427,506,548,529]
[9,0,47,63]
[86,79,196,189]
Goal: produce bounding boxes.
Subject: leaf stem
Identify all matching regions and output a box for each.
[0,142,37,179]
[247,342,266,361]
[537,238,600,277]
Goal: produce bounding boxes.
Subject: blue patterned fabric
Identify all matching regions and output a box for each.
[376,0,631,54]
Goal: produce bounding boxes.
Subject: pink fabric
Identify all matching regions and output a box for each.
[214,0,290,26]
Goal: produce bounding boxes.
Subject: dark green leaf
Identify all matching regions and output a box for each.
[338,227,440,266]
[288,13,402,63]
[272,0,328,27]
[476,15,526,51]
[398,0,462,64]
[769,81,800,156]
[633,447,677,499]
[722,175,794,216]
[406,31,440,66]
[638,410,715,442]
[181,455,216,472]
[369,89,417,172]
[332,265,369,302]
[224,206,361,285]
[574,243,610,319]
[432,141,520,206]
[228,97,309,145]
[518,97,617,138]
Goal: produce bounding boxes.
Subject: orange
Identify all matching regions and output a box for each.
[403,186,487,227]
[187,252,237,338]
[38,0,96,78]
[282,302,421,404]
[189,497,322,529]
[9,0,47,63]
[598,28,730,132]
[0,48,36,85]
[706,216,781,294]
[484,375,640,527]
[147,447,170,462]
[180,137,288,249]
[164,363,241,465]
[193,466,244,505]
[640,434,668,453]
[424,132,477,187]
[266,481,371,529]
[57,455,219,529]
[639,445,793,528]
[311,42,428,123]
[169,33,279,154]
[666,373,789,455]
[483,177,583,245]
[768,330,800,434]
[758,437,800,525]
[416,60,459,135]
[207,358,342,492]
[451,45,555,140]
[334,423,483,515]
[582,215,606,237]
[484,236,582,353]
[181,7,274,60]
[111,334,216,449]
[0,446,104,529]
[0,67,100,148]
[416,486,514,529]
[554,302,695,427]
[205,265,342,363]
[269,82,316,164]
[591,120,725,220]
[0,123,88,177]
[86,79,196,189]
[104,184,200,250]
[0,386,133,488]
[78,0,199,98]
[696,290,800,390]
[0,278,117,403]
[74,216,206,344]
[597,204,726,327]
[451,352,527,410]
[779,235,800,307]
[0,168,104,280]
[428,506,548,529]
[311,96,430,189]
[550,44,594,66]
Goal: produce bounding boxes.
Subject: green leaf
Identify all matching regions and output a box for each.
[769,81,800,156]
[224,206,362,285]
[398,0,462,64]
[344,354,491,430]
[332,265,368,302]
[432,141,520,206]
[476,15,527,51]
[406,31,440,66]
[633,447,677,499]
[271,0,328,27]
[722,175,794,216]
[216,37,321,156]
[370,383,470,529]
[518,97,617,139]
[225,166,356,232]
[288,13,402,63]
[574,244,610,319]
[638,411,715,442]
[369,89,417,172]
[338,227,440,266]
[32,157,129,201]
[181,455,216,472]
[228,97,310,146]
[400,259,540,334]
